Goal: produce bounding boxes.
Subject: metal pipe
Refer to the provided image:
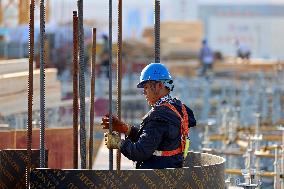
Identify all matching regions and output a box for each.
[154,0,160,63]
[254,113,261,175]
[26,0,35,187]
[274,147,280,189]
[108,0,113,170]
[89,28,96,169]
[72,11,79,169]
[116,0,122,171]
[77,0,87,169]
[39,0,46,168]
[281,129,284,189]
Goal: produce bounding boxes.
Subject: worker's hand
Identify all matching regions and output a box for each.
[101,114,131,135]
[104,132,122,149]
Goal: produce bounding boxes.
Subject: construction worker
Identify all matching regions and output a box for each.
[100,34,110,78]
[101,63,196,169]
[235,39,251,61]
[199,39,214,76]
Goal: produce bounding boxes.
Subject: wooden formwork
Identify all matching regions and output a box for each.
[0,127,104,169]
[30,152,226,189]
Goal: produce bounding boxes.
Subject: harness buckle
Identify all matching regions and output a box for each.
[153,150,162,156]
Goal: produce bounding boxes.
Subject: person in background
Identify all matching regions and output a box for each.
[235,39,251,62]
[101,63,196,169]
[100,34,110,78]
[199,39,214,76]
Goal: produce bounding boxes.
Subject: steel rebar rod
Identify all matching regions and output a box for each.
[26,0,35,187]
[154,0,160,63]
[116,0,122,171]
[108,0,113,170]
[72,11,79,169]
[39,0,46,168]
[89,28,96,169]
[77,0,87,169]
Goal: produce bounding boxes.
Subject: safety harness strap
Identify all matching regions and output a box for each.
[153,103,189,157]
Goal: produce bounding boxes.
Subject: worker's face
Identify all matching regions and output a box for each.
[143,81,160,106]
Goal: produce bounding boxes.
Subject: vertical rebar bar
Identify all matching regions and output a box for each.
[89,28,96,169]
[154,0,160,63]
[77,0,87,169]
[26,0,35,187]
[116,0,122,171]
[108,0,113,170]
[39,0,46,168]
[72,11,79,169]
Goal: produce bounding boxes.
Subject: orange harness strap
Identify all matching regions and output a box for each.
[155,103,189,157]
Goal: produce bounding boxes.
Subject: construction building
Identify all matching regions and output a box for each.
[199,0,284,59]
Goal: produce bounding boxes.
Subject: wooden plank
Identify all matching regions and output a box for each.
[225,169,283,178]
[15,128,73,169]
[163,60,199,77]
[0,68,58,97]
[0,59,31,74]
[0,80,61,100]
[0,130,15,149]
[142,21,204,57]
[0,128,73,169]
[160,22,203,57]
[0,86,62,116]
[209,134,282,142]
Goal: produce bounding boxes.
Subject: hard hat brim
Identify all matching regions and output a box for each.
[137,81,146,88]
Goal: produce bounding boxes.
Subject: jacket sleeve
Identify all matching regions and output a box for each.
[120,119,166,162]
[186,106,196,127]
[126,125,140,142]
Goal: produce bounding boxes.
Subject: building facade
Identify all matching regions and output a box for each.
[199,1,284,59]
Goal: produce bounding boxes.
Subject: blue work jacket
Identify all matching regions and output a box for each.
[120,99,196,169]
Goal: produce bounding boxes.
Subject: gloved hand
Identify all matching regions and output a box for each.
[101,114,131,135]
[104,132,122,149]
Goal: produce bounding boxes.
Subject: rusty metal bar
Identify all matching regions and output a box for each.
[89,28,96,169]
[108,0,113,170]
[116,0,122,171]
[72,11,79,169]
[39,0,46,168]
[154,0,160,63]
[77,0,87,169]
[26,0,35,187]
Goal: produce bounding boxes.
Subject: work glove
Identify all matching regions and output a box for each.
[104,132,122,149]
[101,114,131,135]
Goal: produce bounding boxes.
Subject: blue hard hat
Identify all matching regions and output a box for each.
[137,63,173,90]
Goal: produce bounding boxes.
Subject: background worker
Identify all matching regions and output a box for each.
[101,63,196,169]
[235,39,251,62]
[100,34,110,78]
[199,39,214,76]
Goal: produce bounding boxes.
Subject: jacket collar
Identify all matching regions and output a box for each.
[153,94,174,107]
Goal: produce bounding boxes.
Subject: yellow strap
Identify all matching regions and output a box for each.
[183,138,190,158]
